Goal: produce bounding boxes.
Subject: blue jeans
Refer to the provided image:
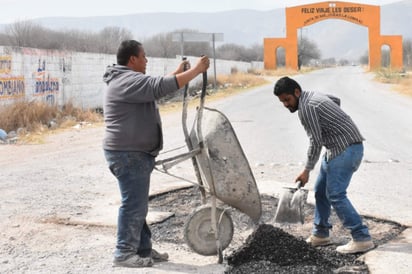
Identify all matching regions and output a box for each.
[312,143,371,242]
[104,150,155,260]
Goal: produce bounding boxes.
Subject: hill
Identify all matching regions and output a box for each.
[1,1,411,60]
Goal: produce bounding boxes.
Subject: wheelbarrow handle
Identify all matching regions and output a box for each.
[200,71,207,100]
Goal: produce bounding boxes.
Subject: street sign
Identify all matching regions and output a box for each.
[172,32,224,89]
[172,32,224,42]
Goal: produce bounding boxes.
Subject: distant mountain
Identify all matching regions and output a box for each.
[1,1,411,60]
[31,9,287,48]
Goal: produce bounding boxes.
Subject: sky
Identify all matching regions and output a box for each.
[0,0,402,24]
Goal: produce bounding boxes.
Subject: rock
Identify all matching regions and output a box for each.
[48,120,58,129]
[0,129,7,141]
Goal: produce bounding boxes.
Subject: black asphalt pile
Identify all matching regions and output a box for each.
[225,224,367,274]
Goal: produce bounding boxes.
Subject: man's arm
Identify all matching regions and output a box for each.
[296,103,323,186]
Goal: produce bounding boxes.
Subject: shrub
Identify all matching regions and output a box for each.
[0,100,102,133]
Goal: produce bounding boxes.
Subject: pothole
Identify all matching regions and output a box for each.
[149,186,405,273]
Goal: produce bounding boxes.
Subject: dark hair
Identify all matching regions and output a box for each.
[116,40,142,66]
[273,76,302,96]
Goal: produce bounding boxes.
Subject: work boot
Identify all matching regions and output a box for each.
[336,240,374,254]
[306,235,331,247]
[151,249,169,262]
[113,254,153,268]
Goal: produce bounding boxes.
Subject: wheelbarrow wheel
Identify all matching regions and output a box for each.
[184,205,234,256]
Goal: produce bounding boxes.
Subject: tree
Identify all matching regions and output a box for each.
[298,37,321,70]
[98,27,133,54]
[215,43,244,61]
[4,20,44,47]
[276,47,286,67]
[215,43,263,62]
[60,29,97,52]
[0,22,265,62]
[381,48,390,67]
[243,43,263,62]
[0,32,12,46]
[321,57,337,67]
[338,59,350,66]
[0,20,133,53]
[403,38,412,68]
[143,31,179,58]
[359,51,369,65]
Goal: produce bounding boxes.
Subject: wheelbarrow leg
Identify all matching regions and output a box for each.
[211,195,223,263]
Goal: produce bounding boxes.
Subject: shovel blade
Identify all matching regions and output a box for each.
[274,187,308,224]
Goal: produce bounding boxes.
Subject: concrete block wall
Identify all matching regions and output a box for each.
[0,45,263,109]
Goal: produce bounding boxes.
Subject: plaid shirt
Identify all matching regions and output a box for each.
[298,91,364,170]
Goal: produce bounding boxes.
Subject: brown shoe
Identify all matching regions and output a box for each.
[336,240,374,254]
[151,249,169,262]
[306,235,331,247]
[113,255,153,268]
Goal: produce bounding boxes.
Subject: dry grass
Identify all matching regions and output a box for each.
[160,69,303,114]
[374,68,412,97]
[396,76,412,96]
[0,100,102,143]
[0,100,56,132]
[159,71,270,114]
[260,67,312,77]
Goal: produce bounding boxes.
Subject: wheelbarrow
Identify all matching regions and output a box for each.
[155,66,261,263]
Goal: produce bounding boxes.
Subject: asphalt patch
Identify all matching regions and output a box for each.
[149,187,404,273]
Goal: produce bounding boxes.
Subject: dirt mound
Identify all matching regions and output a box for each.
[225,224,367,273]
[226,224,332,267]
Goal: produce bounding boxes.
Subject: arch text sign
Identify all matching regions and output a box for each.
[264,1,403,70]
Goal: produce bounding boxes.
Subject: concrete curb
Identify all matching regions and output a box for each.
[362,228,412,274]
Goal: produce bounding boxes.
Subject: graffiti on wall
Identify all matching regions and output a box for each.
[0,56,12,74]
[0,54,61,104]
[33,59,60,104]
[0,55,25,100]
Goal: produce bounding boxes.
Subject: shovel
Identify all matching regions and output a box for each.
[274,181,308,224]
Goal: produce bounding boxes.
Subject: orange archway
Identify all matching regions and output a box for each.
[264,1,403,70]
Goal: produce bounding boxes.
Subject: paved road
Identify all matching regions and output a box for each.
[161,66,412,226]
[1,66,410,273]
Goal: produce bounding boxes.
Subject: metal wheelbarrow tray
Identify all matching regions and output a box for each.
[189,106,261,221]
[155,70,261,262]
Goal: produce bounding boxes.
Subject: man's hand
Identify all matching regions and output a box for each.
[193,55,210,74]
[295,169,310,187]
[172,60,190,75]
[175,56,210,88]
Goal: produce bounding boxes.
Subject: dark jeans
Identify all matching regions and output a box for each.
[312,143,371,242]
[104,150,155,260]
